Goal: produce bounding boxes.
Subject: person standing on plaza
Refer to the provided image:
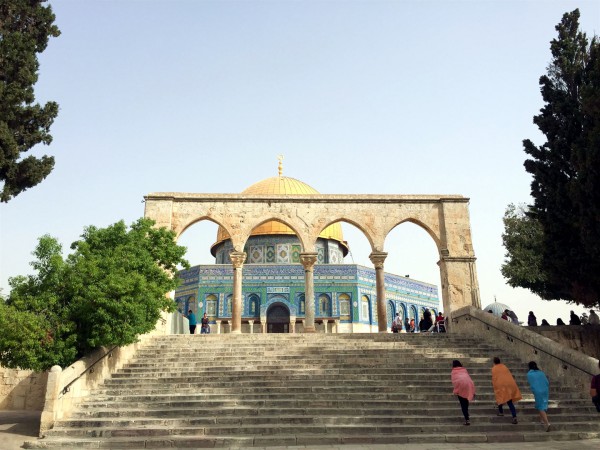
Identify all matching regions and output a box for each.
[391,313,402,333]
[569,310,582,325]
[200,312,210,334]
[589,310,600,325]
[451,360,476,425]
[527,311,538,326]
[187,309,197,335]
[492,356,522,424]
[527,361,551,431]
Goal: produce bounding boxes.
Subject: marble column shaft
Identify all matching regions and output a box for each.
[230,251,247,334]
[300,252,318,333]
[369,251,388,333]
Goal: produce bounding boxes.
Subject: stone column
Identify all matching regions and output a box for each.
[300,252,318,333]
[215,319,222,334]
[230,251,247,334]
[369,251,388,333]
[248,320,254,334]
[290,316,296,333]
[438,255,480,326]
[334,319,340,333]
[323,320,328,333]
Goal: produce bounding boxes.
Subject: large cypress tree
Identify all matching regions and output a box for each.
[0,0,60,202]
[520,9,600,307]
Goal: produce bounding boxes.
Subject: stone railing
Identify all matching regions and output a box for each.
[39,310,185,435]
[452,306,599,395]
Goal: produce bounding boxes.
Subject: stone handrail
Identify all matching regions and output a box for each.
[39,310,185,435]
[452,306,599,395]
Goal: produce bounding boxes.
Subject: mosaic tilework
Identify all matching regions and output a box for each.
[276,244,290,263]
[291,244,301,263]
[249,246,264,264]
[317,247,325,263]
[176,263,439,327]
[266,245,275,263]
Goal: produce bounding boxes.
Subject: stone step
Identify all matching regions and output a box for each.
[100,374,569,384]
[92,385,577,398]
[24,430,600,449]
[53,414,600,430]
[71,405,599,418]
[41,421,600,439]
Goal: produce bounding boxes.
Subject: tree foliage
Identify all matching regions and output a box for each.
[0,219,189,371]
[501,204,560,301]
[0,0,60,202]
[504,9,600,307]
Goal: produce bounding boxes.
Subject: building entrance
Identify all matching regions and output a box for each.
[267,303,290,333]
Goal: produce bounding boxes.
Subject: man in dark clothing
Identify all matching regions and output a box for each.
[201,312,210,334]
[187,310,197,334]
[569,311,582,325]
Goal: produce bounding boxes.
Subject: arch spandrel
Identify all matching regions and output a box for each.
[385,217,442,257]
[316,217,377,254]
[238,216,311,254]
[174,216,230,241]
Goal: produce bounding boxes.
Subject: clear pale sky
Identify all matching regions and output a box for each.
[1,1,599,325]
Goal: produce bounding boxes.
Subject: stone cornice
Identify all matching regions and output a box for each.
[145,193,469,204]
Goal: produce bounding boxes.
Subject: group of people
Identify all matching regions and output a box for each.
[186,310,211,334]
[391,309,446,333]
[526,309,599,327]
[451,357,551,430]
[499,309,520,324]
[452,358,600,429]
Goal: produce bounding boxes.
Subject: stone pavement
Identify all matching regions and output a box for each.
[0,410,40,450]
[2,410,600,450]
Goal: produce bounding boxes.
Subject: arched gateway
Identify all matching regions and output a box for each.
[144,184,480,334]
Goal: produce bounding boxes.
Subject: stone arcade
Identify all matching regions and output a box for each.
[144,169,481,333]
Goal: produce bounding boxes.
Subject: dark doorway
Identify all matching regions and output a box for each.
[267,303,290,333]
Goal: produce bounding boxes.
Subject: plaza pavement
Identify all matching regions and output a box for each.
[2,410,600,450]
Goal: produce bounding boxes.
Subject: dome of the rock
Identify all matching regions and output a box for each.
[211,174,348,258]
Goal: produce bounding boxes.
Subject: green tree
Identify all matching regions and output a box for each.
[0,219,189,370]
[0,0,60,202]
[511,9,600,307]
[501,204,560,301]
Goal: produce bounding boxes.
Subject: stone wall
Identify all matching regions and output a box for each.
[0,368,48,410]
[527,325,600,359]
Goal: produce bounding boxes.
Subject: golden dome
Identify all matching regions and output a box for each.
[211,175,348,256]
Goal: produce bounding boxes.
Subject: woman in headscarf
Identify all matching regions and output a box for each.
[451,360,476,425]
[527,311,538,326]
[527,361,550,432]
[491,356,522,424]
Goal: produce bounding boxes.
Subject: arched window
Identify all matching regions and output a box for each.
[386,301,394,328]
[206,294,217,316]
[398,303,406,320]
[224,294,232,316]
[361,295,371,323]
[298,294,305,314]
[319,294,331,316]
[339,293,350,319]
[184,295,196,315]
[248,294,260,317]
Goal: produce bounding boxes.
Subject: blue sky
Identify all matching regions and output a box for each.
[1,0,599,324]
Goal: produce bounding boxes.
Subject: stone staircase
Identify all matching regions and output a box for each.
[25,333,600,448]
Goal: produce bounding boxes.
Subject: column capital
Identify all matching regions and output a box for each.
[300,252,318,270]
[369,251,388,269]
[229,251,247,269]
